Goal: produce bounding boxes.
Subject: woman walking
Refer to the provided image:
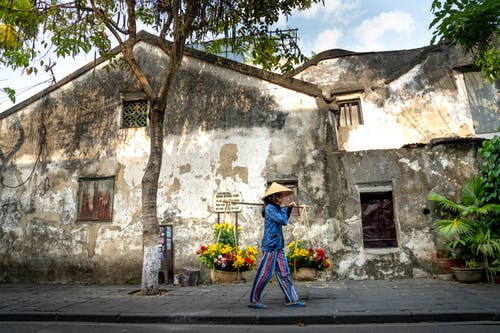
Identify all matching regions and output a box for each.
[249,182,306,309]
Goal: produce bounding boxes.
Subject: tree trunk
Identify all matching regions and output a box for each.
[137,2,192,294]
[140,104,165,295]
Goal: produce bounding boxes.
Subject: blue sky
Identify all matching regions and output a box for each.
[0,0,435,113]
[277,0,434,55]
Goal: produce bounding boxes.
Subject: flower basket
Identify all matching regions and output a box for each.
[196,222,257,283]
[286,240,331,281]
[210,269,242,283]
[292,267,318,281]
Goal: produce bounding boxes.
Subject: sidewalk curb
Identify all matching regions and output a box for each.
[1,311,499,325]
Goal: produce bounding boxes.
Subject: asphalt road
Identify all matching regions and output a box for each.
[1,322,499,333]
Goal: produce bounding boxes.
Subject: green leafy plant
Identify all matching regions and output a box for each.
[429,0,500,81]
[478,135,500,204]
[489,258,500,275]
[427,176,500,280]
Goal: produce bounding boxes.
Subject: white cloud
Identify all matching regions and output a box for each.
[277,0,359,28]
[352,11,416,51]
[300,0,359,23]
[312,28,343,53]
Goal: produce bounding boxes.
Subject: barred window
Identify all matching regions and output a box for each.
[122,99,148,128]
[338,99,363,127]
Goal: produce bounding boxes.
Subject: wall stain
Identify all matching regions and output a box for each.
[216,143,248,183]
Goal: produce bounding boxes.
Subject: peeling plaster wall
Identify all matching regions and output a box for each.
[0,41,485,284]
[325,140,481,280]
[294,46,477,151]
[0,41,324,283]
[0,58,145,283]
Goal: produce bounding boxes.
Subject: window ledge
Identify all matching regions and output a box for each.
[362,247,400,255]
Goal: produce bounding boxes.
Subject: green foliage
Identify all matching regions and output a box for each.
[213,222,239,247]
[429,0,500,81]
[427,176,500,263]
[1,86,15,102]
[478,135,500,204]
[1,0,321,76]
[0,0,40,69]
[1,0,321,108]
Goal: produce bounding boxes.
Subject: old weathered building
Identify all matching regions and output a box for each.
[1,31,498,283]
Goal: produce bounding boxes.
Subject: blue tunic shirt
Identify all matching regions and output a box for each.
[261,203,293,252]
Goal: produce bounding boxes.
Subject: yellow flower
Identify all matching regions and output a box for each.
[220,244,233,255]
[246,246,258,256]
[233,255,245,268]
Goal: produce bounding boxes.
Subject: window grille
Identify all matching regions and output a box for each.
[338,99,363,127]
[122,100,148,128]
[360,191,397,248]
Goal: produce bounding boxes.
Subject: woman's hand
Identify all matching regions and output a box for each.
[288,201,297,208]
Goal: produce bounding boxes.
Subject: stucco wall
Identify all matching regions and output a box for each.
[0,40,485,284]
[294,46,477,151]
[325,139,481,280]
[0,41,324,283]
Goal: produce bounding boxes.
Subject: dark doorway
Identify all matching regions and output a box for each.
[159,225,174,284]
[360,192,397,248]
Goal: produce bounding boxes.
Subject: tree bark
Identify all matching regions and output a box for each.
[139,43,183,295]
[139,0,196,295]
[140,104,164,295]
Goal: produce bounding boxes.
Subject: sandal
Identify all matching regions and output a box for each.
[248,301,267,309]
[285,301,306,307]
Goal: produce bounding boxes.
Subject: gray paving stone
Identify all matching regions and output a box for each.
[0,279,499,325]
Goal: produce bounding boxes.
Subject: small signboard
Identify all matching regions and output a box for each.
[212,192,242,212]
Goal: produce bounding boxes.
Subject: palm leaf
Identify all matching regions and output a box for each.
[470,229,500,258]
[427,192,463,214]
[461,176,485,206]
[432,218,472,238]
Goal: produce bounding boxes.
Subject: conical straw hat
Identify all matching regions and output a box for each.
[262,182,293,200]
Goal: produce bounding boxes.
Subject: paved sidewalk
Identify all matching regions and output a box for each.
[0,279,499,325]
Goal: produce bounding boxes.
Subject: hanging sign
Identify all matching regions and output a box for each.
[212,192,242,212]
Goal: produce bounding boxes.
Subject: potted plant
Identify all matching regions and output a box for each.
[427,176,500,283]
[434,241,463,274]
[196,222,257,283]
[489,259,500,284]
[286,240,331,281]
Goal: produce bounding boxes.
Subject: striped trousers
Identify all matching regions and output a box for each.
[249,249,299,304]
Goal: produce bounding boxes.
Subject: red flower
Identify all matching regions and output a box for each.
[244,257,254,265]
[200,245,206,251]
[316,248,325,256]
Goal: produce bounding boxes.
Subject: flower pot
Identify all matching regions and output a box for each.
[292,267,318,281]
[435,258,463,274]
[451,266,484,283]
[210,270,241,283]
